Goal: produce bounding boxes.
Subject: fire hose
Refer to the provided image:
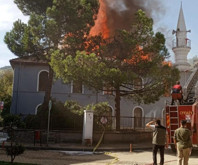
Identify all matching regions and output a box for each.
[93,123,105,153]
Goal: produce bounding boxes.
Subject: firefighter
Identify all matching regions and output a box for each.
[171,81,183,105]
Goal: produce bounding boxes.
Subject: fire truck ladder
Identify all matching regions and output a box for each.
[183,68,198,104]
[168,106,179,144]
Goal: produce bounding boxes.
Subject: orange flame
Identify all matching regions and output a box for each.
[89,0,110,39]
[123,46,150,64]
[163,61,172,66]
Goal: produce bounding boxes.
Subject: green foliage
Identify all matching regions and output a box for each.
[50,9,179,130]
[5,0,100,113]
[88,102,111,116]
[64,100,84,116]
[0,96,12,118]
[24,100,83,130]
[23,100,113,130]
[0,70,13,117]
[6,0,99,60]
[0,70,13,99]
[6,144,25,155]
[14,0,53,16]
[51,10,179,104]
[50,100,83,129]
[23,115,40,129]
[4,20,32,57]
[50,51,105,90]
[6,144,25,163]
[5,122,25,163]
[88,102,112,131]
[3,114,25,128]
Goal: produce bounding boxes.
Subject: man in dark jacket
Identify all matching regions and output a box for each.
[146,119,167,165]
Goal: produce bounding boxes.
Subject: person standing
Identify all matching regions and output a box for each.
[171,81,183,105]
[174,120,192,165]
[146,119,167,165]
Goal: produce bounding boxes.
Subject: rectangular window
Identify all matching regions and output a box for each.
[73,81,82,93]
[103,85,113,95]
[133,78,142,90]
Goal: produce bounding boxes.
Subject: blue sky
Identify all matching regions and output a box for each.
[0,0,198,67]
[0,0,28,67]
[160,0,198,61]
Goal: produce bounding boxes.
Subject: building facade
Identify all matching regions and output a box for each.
[9,5,197,129]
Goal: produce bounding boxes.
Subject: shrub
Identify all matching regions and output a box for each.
[6,144,25,163]
[87,102,113,131]
[3,114,25,128]
[23,115,40,129]
[5,123,25,164]
[24,100,84,130]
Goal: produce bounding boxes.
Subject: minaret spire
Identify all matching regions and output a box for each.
[177,3,187,32]
[172,3,191,71]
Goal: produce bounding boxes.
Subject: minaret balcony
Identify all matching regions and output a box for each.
[172,39,191,49]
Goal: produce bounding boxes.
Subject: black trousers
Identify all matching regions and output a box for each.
[152,144,165,165]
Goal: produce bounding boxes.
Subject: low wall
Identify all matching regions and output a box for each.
[93,131,152,144]
[13,129,152,144]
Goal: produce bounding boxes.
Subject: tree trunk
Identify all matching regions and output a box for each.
[115,88,121,131]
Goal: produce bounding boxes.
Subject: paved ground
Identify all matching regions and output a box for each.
[0,147,198,165]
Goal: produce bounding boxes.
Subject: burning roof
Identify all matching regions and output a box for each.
[90,0,165,39]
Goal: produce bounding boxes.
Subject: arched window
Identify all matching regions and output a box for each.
[133,77,143,90]
[134,107,143,128]
[35,104,42,115]
[38,71,48,92]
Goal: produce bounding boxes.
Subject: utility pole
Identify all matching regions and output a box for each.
[47,100,52,146]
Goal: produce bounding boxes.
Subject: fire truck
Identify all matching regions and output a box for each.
[166,100,198,151]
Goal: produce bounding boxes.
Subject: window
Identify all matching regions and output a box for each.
[72,81,83,93]
[103,84,113,95]
[38,71,48,92]
[133,78,142,90]
[134,107,143,128]
[35,104,42,115]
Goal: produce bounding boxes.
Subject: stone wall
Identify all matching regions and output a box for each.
[93,131,152,143]
[13,129,152,144]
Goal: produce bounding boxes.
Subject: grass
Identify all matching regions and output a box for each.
[0,161,38,165]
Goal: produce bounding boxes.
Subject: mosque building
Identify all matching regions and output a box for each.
[9,4,198,129]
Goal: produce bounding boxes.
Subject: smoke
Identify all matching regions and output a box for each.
[106,1,128,12]
[90,0,167,39]
[103,0,166,35]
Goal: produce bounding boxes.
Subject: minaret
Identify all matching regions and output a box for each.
[172,3,191,71]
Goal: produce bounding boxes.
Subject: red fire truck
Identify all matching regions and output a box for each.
[166,101,198,151]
